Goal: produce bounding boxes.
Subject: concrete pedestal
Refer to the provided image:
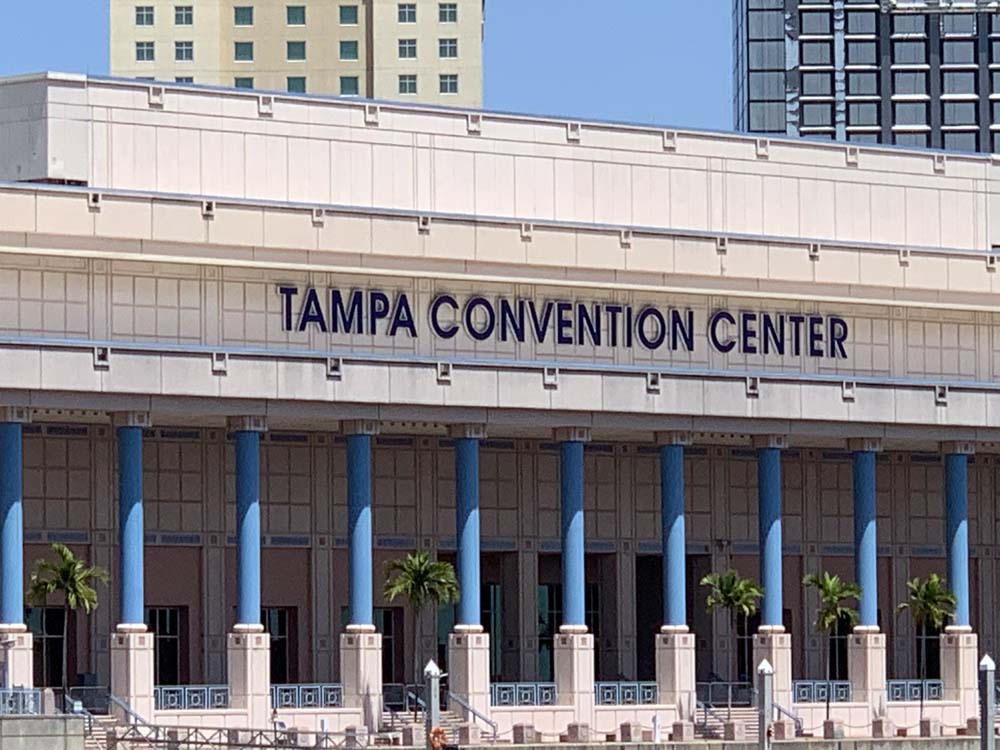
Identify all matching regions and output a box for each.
[0,626,32,689]
[554,629,594,724]
[340,628,382,732]
[752,629,792,707]
[847,629,886,713]
[227,629,271,729]
[655,626,696,719]
[447,629,490,722]
[940,627,978,722]
[110,629,154,721]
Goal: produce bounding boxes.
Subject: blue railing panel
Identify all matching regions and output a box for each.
[792,680,851,703]
[0,688,42,715]
[270,684,343,709]
[886,679,943,701]
[154,685,230,710]
[490,682,557,706]
[594,682,658,705]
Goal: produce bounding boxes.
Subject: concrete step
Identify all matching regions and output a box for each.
[694,706,760,740]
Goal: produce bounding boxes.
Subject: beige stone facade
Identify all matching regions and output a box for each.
[109,0,483,106]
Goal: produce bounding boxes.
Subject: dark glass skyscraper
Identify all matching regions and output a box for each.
[734,0,1000,152]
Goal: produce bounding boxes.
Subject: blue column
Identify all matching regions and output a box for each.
[560,439,586,629]
[757,444,783,628]
[0,422,24,626]
[235,429,261,627]
[852,449,878,629]
[117,424,145,627]
[660,442,686,628]
[455,435,481,628]
[347,432,373,628]
[945,450,970,629]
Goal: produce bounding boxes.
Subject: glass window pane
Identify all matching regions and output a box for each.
[398,38,416,58]
[136,6,154,25]
[895,132,928,147]
[340,76,359,95]
[848,72,877,95]
[893,14,926,35]
[848,102,878,126]
[175,6,193,25]
[800,12,831,35]
[235,41,253,61]
[234,7,253,25]
[894,101,928,125]
[802,103,833,126]
[943,131,977,150]
[847,11,876,35]
[749,41,784,69]
[992,41,1000,63]
[749,9,784,38]
[399,74,417,94]
[943,71,976,94]
[234,77,254,89]
[750,101,785,131]
[802,72,832,96]
[893,41,926,64]
[848,132,880,143]
[894,70,927,95]
[847,41,877,64]
[287,41,306,60]
[801,41,832,65]
[287,77,306,93]
[340,40,358,60]
[398,3,416,22]
[439,3,457,22]
[751,71,785,99]
[943,101,977,125]
[340,5,358,24]
[943,41,975,64]
[941,14,975,36]
[287,5,306,25]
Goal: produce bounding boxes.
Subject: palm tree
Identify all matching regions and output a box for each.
[27,543,109,696]
[700,570,763,681]
[896,574,956,718]
[803,572,860,719]
[384,551,460,687]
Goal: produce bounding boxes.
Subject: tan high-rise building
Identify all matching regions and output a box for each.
[110,0,483,107]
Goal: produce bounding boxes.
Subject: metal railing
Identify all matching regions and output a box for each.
[792,680,852,703]
[489,682,558,706]
[593,682,658,705]
[886,679,944,701]
[695,681,754,708]
[383,683,429,712]
[0,688,42,716]
[270,683,343,709]
[154,684,230,710]
[774,702,804,736]
[114,722,349,748]
[448,691,498,740]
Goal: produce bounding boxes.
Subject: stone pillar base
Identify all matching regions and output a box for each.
[0,626,33,690]
[340,629,382,732]
[848,629,886,713]
[655,626,696,719]
[447,630,490,721]
[110,629,154,721]
[554,629,594,724]
[227,629,270,728]
[941,628,978,723]
[752,629,792,708]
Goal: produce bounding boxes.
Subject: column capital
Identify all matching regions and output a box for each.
[656,431,691,447]
[554,426,591,443]
[0,406,30,424]
[342,419,379,437]
[112,412,151,429]
[752,434,787,450]
[942,441,975,456]
[449,424,487,440]
[847,437,882,453]
[228,415,267,433]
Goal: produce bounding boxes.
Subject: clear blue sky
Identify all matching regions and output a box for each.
[0,1,733,131]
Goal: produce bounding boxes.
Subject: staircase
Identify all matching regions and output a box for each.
[693,706,760,741]
[381,708,475,744]
[83,715,119,750]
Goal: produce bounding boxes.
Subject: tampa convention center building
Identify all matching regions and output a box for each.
[0,71,998,737]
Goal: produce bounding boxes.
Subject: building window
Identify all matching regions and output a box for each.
[146,607,186,686]
[848,132,880,143]
[439,2,457,22]
[135,5,154,25]
[287,41,306,61]
[894,70,927,95]
[398,38,417,58]
[175,76,193,83]
[993,133,1000,153]
[175,41,193,61]
[340,40,359,60]
[894,101,928,125]
[749,102,785,131]
[398,3,416,23]
[135,42,155,61]
[399,74,417,94]
[943,131,977,151]
[943,71,976,95]
[286,5,305,25]
[801,72,832,96]
[801,41,832,65]
[287,76,306,93]
[943,101,977,126]
[234,42,254,61]
[175,5,193,25]
[847,71,877,95]
[802,102,833,127]
[942,41,975,65]
[234,77,254,89]
[847,11,876,35]
[941,13,975,36]
[895,132,928,148]
[749,10,783,40]
[846,41,876,65]
[751,71,785,98]
[263,608,298,684]
[340,76,359,96]
[439,38,458,58]
[749,41,784,69]
[893,14,926,35]
[848,102,878,126]
[340,5,358,24]
[234,6,253,26]
[992,41,1000,64]
[893,40,926,65]
[800,11,831,35]
[27,607,70,689]
[439,73,458,94]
